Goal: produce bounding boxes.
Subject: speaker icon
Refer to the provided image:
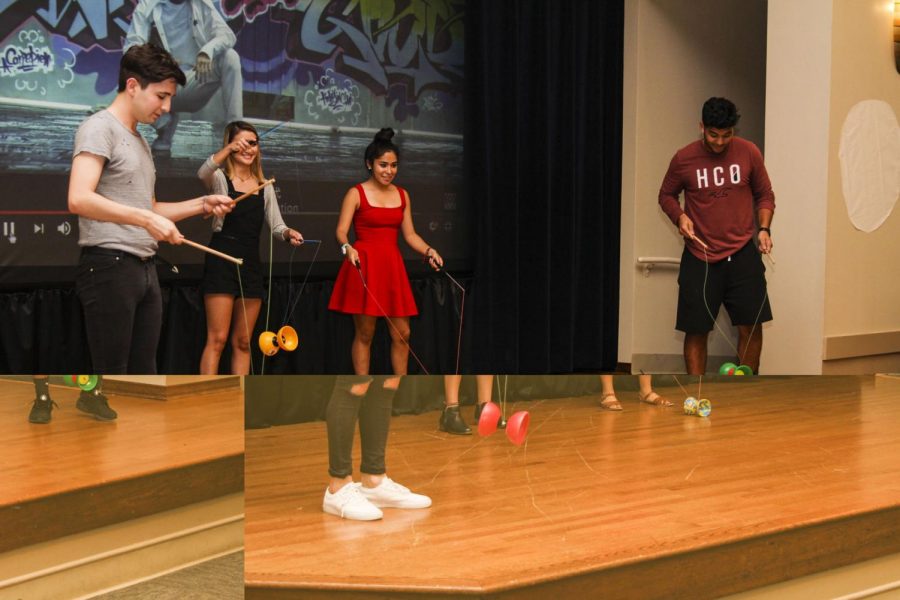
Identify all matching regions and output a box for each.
[57,222,72,236]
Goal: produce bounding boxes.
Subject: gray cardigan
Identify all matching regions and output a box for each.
[198,155,289,239]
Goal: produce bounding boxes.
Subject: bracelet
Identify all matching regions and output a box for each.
[425,247,433,258]
[758,227,771,234]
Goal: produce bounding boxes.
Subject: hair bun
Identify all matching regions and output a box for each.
[374,127,395,142]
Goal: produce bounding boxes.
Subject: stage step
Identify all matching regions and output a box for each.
[0,452,244,553]
[0,494,243,600]
[1,377,245,596]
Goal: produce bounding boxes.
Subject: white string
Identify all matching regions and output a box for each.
[442,270,466,375]
[355,266,430,375]
[235,263,253,375]
[260,222,275,375]
[494,374,508,419]
[699,241,771,368]
[671,374,691,398]
[283,241,322,324]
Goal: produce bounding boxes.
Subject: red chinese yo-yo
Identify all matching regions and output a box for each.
[505,411,530,446]
[477,401,502,436]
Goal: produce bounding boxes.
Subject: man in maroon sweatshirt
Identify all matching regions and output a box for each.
[658,97,775,375]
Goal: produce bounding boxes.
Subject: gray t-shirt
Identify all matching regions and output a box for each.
[73,110,157,257]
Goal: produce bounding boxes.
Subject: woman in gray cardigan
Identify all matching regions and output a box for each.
[198,121,303,374]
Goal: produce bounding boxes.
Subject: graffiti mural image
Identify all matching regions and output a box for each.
[0,27,79,98]
[0,1,133,50]
[0,0,466,285]
[304,67,362,124]
[1,31,54,76]
[228,0,464,124]
[0,0,463,131]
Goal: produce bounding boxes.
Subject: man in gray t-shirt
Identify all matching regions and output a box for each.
[68,44,233,374]
[73,110,158,257]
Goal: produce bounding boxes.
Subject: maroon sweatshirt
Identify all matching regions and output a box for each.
[658,137,775,262]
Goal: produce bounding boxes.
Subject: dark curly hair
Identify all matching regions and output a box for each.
[701,97,740,129]
[364,128,400,169]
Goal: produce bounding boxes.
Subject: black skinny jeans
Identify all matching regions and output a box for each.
[75,249,162,374]
[326,376,396,478]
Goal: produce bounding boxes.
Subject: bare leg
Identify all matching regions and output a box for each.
[444,375,462,406]
[329,474,355,494]
[386,316,410,375]
[352,314,377,375]
[599,374,622,410]
[638,374,671,406]
[360,472,385,488]
[475,374,493,405]
[684,332,709,375]
[600,375,615,396]
[229,297,262,375]
[638,374,652,396]
[200,294,235,374]
[737,325,763,373]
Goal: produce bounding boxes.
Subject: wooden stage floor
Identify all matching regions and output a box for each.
[0,379,244,552]
[245,375,900,599]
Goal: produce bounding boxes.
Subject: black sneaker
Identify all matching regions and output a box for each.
[76,391,117,421]
[29,395,57,424]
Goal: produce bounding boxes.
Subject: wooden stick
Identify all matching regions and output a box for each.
[203,178,275,219]
[690,234,710,250]
[234,178,275,204]
[181,238,243,265]
[763,251,776,266]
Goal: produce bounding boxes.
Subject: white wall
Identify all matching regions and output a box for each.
[760,0,833,374]
[738,0,899,374]
[821,0,900,373]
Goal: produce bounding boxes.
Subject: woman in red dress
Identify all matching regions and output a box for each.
[328,128,443,374]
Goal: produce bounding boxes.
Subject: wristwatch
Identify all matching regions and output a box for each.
[758,227,771,234]
[341,243,351,255]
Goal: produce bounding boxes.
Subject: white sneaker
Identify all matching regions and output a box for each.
[322,484,383,521]
[358,477,432,509]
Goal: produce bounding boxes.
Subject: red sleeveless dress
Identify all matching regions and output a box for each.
[328,184,418,317]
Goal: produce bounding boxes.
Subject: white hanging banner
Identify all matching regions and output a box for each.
[838,99,900,232]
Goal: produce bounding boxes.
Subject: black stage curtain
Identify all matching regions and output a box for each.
[466,0,624,373]
[0,274,471,374]
[244,375,607,428]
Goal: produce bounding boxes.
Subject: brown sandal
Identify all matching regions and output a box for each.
[639,390,672,407]
[600,392,623,411]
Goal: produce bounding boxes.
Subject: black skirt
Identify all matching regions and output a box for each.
[200,233,265,298]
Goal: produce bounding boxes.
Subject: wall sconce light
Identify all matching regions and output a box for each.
[895,1,900,73]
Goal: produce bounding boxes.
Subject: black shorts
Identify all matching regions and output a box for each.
[200,234,265,298]
[676,240,772,333]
